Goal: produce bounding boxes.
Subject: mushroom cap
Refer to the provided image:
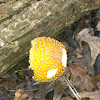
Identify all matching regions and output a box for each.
[29,37,67,82]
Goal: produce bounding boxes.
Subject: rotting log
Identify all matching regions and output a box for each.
[0,0,100,77]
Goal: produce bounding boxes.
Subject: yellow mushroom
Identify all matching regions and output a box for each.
[29,37,67,82]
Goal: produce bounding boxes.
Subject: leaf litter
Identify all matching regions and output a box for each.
[76,28,100,65]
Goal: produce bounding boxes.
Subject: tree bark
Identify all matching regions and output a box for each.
[0,0,100,77]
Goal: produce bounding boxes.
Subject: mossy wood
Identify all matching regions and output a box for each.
[0,0,100,77]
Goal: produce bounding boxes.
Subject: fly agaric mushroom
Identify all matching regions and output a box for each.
[29,37,67,82]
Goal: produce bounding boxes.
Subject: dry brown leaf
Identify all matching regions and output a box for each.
[70,64,88,80]
[14,89,28,100]
[53,86,64,100]
[79,91,100,100]
[70,64,95,91]
[77,28,100,65]
[91,75,100,85]
[65,96,73,100]
[96,21,100,31]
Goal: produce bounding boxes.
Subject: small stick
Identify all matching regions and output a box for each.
[63,76,82,100]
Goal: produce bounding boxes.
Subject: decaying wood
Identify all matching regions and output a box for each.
[0,0,100,77]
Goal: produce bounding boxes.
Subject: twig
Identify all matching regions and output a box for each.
[63,76,82,100]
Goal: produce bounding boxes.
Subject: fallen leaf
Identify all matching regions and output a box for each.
[70,64,88,80]
[79,91,100,100]
[65,96,73,100]
[53,86,64,100]
[70,64,95,91]
[96,21,100,31]
[14,89,28,100]
[91,75,100,85]
[76,28,100,65]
